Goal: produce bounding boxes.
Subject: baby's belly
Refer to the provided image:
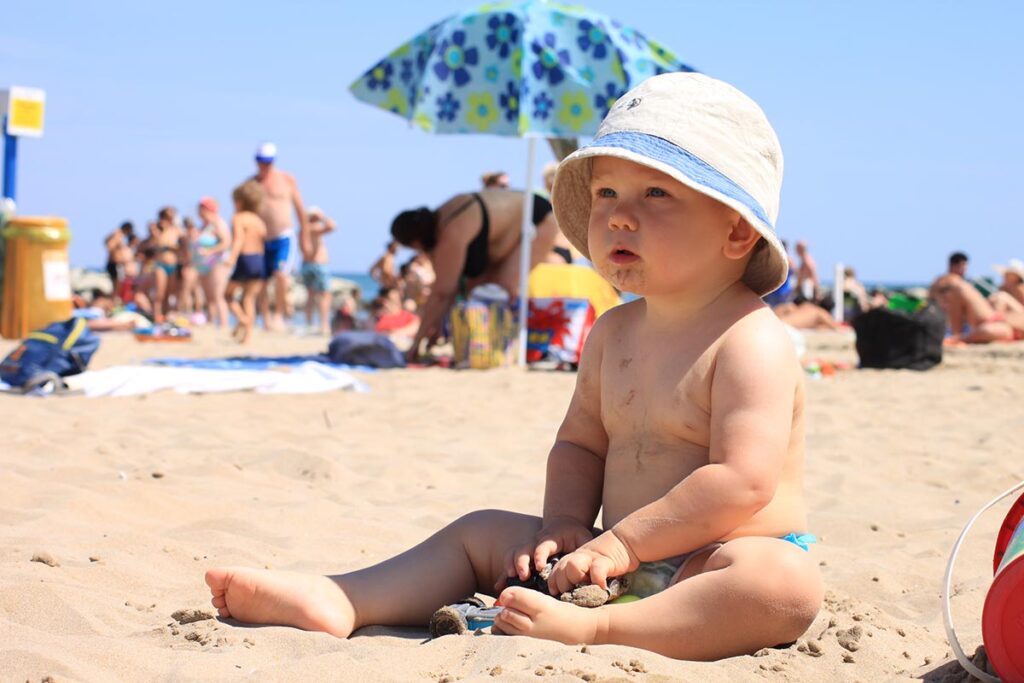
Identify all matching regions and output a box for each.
[601,437,708,528]
[600,439,808,536]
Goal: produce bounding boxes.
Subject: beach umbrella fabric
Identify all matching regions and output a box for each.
[349,0,694,363]
[350,0,694,138]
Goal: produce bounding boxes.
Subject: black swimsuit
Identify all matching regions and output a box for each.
[461,194,489,279]
[459,193,555,279]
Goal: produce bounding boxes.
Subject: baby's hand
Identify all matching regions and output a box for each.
[547,530,639,595]
[495,516,593,591]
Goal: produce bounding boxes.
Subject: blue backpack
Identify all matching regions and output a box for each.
[0,318,100,392]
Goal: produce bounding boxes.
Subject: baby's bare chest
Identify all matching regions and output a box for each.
[600,346,715,446]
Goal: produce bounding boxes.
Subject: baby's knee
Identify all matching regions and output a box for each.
[451,509,540,545]
[725,542,823,635]
[451,508,516,535]
[758,551,823,635]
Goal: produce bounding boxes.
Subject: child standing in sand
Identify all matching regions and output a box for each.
[206,73,822,660]
[299,206,336,336]
[224,181,268,344]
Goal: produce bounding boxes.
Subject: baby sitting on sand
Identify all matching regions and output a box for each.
[205,73,823,660]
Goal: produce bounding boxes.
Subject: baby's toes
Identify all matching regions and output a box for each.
[499,587,549,616]
[494,605,531,635]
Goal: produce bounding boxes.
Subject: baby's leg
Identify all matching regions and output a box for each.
[494,537,822,660]
[206,509,541,638]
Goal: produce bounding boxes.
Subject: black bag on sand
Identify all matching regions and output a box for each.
[327,331,406,369]
[852,303,945,370]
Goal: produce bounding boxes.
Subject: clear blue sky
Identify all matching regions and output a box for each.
[3,0,1022,283]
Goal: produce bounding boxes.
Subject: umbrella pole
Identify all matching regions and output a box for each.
[517,136,537,367]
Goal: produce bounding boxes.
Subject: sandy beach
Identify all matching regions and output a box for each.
[1,329,1021,682]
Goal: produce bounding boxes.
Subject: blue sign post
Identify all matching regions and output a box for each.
[2,115,17,202]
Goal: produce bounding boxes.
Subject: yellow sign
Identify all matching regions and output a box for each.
[4,86,46,137]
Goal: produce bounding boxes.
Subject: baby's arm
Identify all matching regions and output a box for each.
[612,316,798,562]
[500,317,610,586]
[543,315,609,528]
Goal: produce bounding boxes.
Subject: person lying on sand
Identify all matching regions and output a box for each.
[990,259,1024,314]
[932,274,1024,344]
[72,291,150,332]
[772,301,843,331]
[205,73,823,660]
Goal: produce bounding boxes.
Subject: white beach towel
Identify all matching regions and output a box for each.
[53,362,368,398]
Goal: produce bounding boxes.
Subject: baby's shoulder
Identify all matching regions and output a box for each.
[584,299,642,346]
[572,300,642,375]
[716,306,799,369]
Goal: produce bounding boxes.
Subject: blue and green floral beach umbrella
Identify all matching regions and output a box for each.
[349,0,695,137]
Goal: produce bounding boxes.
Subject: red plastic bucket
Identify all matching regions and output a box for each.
[982,491,1024,681]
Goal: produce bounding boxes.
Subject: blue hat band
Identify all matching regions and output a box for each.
[586,131,772,230]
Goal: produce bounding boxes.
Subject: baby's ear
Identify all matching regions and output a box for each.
[722,215,761,261]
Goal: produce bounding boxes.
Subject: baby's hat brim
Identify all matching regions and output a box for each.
[551,73,789,297]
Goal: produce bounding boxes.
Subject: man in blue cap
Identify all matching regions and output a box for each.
[252,142,308,330]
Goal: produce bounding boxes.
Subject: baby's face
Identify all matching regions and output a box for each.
[587,156,738,296]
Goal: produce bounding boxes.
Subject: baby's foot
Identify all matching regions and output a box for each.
[491,587,607,645]
[204,567,355,638]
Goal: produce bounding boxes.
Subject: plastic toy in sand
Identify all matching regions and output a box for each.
[134,322,193,343]
[428,557,629,638]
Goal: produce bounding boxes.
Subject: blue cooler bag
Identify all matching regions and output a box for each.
[0,318,100,392]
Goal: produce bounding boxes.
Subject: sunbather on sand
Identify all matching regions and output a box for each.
[933,274,1024,344]
[772,301,843,331]
[205,73,822,660]
[990,259,1024,314]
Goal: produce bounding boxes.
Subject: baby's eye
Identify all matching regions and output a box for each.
[647,187,669,198]
[595,187,616,198]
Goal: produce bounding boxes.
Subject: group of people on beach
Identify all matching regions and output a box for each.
[101,144,337,342]
[930,251,1024,344]
[756,239,1024,344]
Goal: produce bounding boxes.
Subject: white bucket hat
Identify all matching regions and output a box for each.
[994,258,1024,281]
[552,72,788,296]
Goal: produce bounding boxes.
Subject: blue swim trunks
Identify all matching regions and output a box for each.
[615,533,818,601]
[231,253,266,282]
[301,263,330,293]
[264,232,293,276]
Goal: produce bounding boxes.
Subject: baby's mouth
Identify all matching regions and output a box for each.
[609,248,639,265]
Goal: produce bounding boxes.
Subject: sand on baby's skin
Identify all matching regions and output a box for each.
[1,329,1021,681]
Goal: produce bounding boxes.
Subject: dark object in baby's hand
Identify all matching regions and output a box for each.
[506,555,629,607]
[506,556,559,593]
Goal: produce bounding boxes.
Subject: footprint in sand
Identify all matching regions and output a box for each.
[31,552,59,567]
[172,608,214,625]
[836,625,863,652]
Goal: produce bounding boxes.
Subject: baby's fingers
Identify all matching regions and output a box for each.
[589,558,612,591]
[549,556,587,596]
[533,538,560,571]
[514,546,534,581]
